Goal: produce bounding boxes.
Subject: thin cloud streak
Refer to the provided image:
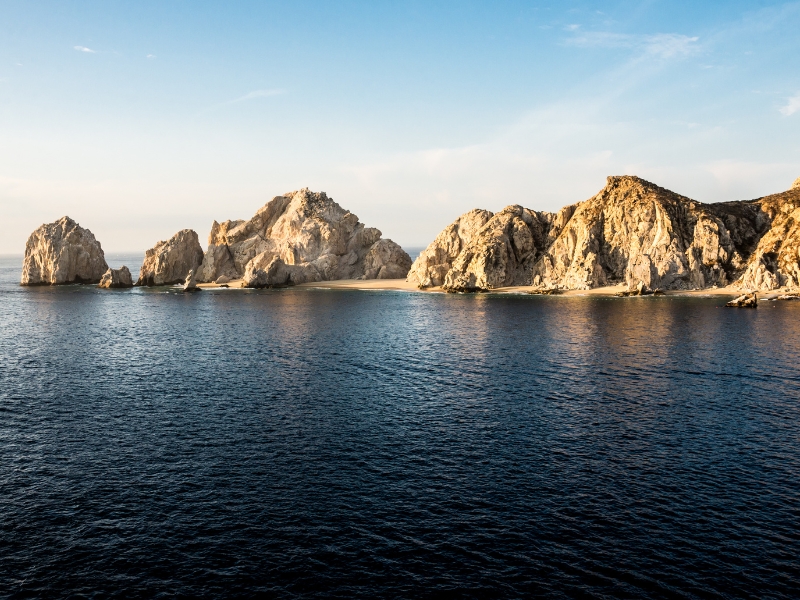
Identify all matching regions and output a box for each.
[73,46,95,53]
[226,89,286,104]
[565,32,699,58]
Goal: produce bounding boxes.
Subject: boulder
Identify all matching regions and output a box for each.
[214,275,231,284]
[21,216,108,285]
[98,266,133,289]
[136,229,204,286]
[726,292,757,308]
[195,188,412,288]
[183,269,200,292]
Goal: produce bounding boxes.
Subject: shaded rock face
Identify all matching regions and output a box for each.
[183,269,200,292]
[136,229,204,286]
[21,217,108,285]
[411,175,800,292]
[197,188,412,287]
[98,266,133,289]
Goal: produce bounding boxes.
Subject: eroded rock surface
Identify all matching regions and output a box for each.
[98,266,133,289]
[136,229,204,286]
[183,269,200,292]
[726,292,758,308]
[411,175,800,293]
[21,216,108,285]
[197,188,411,287]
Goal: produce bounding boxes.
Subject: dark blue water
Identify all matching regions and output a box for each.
[1,254,799,599]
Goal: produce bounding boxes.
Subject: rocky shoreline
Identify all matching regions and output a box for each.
[18,176,800,303]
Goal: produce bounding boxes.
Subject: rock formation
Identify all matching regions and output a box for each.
[21,217,108,285]
[726,292,757,308]
[136,229,204,286]
[196,188,412,287]
[792,177,800,190]
[183,269,200,292]
[98,266,133,289]
[410,175,800,293]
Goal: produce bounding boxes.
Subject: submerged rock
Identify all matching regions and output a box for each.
[196,188,412,287]
[98,266,133,289]
[21,216,108,285]
[136,229,204,286]
[726,292,758,308]
[411,175,800,293]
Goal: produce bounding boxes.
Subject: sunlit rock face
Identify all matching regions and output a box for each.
[410,175,800,292]
[98,266,133,289]
[196,188,412,287]
[136,229,204,286]
[21,216,108,285]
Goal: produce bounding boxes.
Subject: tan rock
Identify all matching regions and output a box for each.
[21,216,108,285]
[98,266,133,289]
[196,188,411,287]
[416,175,800,293]
[136,229,204,286]
[726,292,757,308]
[183,269,200,292]
[792,177,800,190]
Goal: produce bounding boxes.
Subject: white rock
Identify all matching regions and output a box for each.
[136,229,204,286]
[21,216,108,285]
[98,266,133,289]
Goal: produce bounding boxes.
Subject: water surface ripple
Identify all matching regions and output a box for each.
[0,256,799,598]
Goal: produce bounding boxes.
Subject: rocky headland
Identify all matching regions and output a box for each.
[196,188,411,287]
[409,176,800,294]
[21,216,108,285]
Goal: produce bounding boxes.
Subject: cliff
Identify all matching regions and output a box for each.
[196,188,412,287]
[21,216,108,285]
[136,229,204,286]
[410,176,800,292]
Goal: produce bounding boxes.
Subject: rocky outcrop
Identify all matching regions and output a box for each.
[21,217,108,285]
[136,229,204,286]
[726,292,757,308]
[183,269,200,292]
[792,177,800,190]
[98,266,133,289]
[196,188,411,287]
[411,175,800,293]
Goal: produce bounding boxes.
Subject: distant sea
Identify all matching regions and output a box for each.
[1,253,799,598]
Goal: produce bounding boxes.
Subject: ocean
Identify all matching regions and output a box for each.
[1,253,799,598]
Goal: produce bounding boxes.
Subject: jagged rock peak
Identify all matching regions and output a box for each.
[136,229,204,286]
[197,188,412,287]
[416,174,800,293]
[792,177,800,190]
[21,216,108,285]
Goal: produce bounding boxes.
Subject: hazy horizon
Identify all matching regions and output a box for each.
[2,1,799,254]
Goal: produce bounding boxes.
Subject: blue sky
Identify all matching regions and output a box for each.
[1,1,799,253]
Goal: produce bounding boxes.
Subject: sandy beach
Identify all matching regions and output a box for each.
[196,278,797,300]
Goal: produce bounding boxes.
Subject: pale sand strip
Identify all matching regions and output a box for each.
[196,278,797,299]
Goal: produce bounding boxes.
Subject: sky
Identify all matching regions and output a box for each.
[1,1,799,253]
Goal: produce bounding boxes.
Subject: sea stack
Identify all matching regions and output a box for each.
[98,266,134,289]
[21,216,108,285]
[195,188,412,287]
[409,175,800,293]
[136,229,204,286]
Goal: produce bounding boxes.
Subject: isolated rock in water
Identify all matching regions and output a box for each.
[406,209,494,288]
[183,269,200,291]
[21,216,108,285]
[726,292,757,308]
[196,188,412,287]
[98,266,133,289]
[136,229,204,286]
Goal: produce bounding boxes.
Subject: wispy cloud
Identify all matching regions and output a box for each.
[564,24,580,31]
[226,89,286,104]
[566,32,699,58]
[146,54,156,59]
[73,45,95,53]
[779,93,800,116]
